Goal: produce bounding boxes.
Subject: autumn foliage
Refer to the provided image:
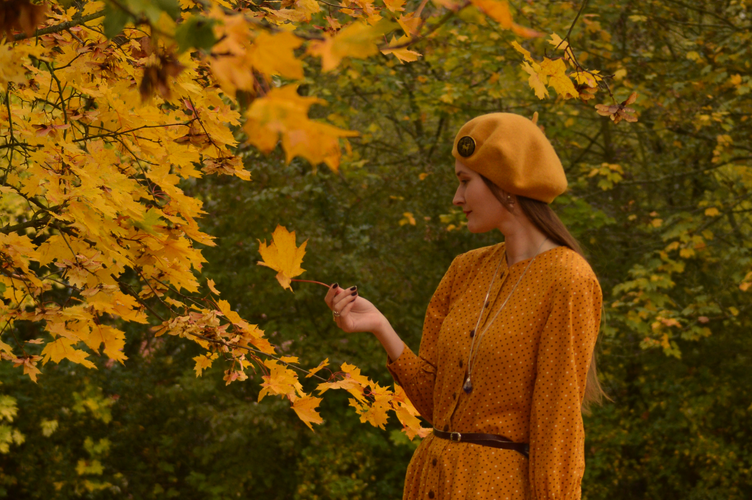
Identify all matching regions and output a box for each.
[1,0,751,496]
[0,0,636,435]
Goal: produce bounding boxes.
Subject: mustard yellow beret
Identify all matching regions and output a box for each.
[451,113,567,204]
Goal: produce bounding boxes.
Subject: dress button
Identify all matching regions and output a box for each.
[470,329,475,338]
[443,424,449,432]
[453,392,457,400]
[459,359,463,368]
[432,458,437,466]
[428,491,435,499]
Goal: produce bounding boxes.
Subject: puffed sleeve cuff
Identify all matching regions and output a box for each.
[386,343,436,424]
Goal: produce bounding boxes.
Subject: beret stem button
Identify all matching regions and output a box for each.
[457,136,476,157]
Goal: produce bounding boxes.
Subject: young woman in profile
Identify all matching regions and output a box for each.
[325,113,604,500]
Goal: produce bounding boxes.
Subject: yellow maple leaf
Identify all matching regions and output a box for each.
[521,62,549,99]
[292,395,324,431]
[511,40,534,64]
[381,36,422,64]
[193,353,216,377]
[294,0,321,21]
[0,339,13,355]
[308,20,394,71]
[306,358,329,378]
[394,404,423,440]
[383,0,405,13]
[540,58,578,98]
[470,0,541,37]
[207,278,221,295]
[258,359,304,401]
[350,392,392,429]
[257,225,308,291]
[247,31,304,79]
[41,338,96,369]
[471,0,513,27]
[396,13,420,37]
[243,84,357,170]
[91,325,128,364]
[548,33,569,51]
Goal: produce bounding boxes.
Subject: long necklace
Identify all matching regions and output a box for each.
[462,238,548,394]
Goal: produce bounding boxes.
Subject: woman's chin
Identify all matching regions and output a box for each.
[466,223,494,234]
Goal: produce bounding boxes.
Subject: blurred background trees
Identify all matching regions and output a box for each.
[0,0,750,498]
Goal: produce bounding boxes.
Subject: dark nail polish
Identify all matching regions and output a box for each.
[349,286,357,291]
[351,292,357,296]
[332,283,339,289]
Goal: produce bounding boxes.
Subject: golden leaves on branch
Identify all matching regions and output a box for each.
[511,34,637,123]
[317,363,430,437]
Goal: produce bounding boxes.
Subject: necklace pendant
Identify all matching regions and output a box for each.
[462,377,473,394]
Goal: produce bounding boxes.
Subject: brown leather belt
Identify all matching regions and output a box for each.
[433,429,529,458]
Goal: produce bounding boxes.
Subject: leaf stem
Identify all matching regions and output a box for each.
[290,279,331,288]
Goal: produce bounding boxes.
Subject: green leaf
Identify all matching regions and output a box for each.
[175,17,217,53]
[102,2,131,39]
[153,0,181,20]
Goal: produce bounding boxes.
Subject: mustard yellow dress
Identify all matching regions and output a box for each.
[387,243,602,500]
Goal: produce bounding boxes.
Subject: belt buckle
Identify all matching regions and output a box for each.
[450,432,462,442]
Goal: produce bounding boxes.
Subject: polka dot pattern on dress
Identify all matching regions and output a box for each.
[388,243,602,500]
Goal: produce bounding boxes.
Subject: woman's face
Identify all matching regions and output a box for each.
[453,161,511,233]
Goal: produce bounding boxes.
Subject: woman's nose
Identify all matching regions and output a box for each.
[453,186,464,206]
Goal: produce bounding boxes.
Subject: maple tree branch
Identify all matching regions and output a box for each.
[618,156,752,186]
[13,10,107,41]
[134,268,177,316]
[44,62,69,127]
[118,279,166,322]
[384,2,470,51]
[186,98,224,156]
[185,331,329,382]
[0,214,51,235]
[73,121,193,143]
[1,311,31,358]
[563,0,589,44]
[3,91,15,175]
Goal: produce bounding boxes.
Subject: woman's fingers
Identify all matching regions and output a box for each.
[324,283,341,308]
[331,287,358,314]
[339,298,357,318]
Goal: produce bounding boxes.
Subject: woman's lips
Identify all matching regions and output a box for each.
[464,211,472,217]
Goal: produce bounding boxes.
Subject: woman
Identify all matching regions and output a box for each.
[325,113,604,500]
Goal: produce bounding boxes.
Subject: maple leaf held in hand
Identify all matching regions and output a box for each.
[257,225,308,291]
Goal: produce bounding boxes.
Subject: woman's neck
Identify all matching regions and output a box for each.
[504,227,558,266]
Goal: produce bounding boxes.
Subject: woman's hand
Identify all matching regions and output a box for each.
[324,283,405,361]
[325,284,387,334]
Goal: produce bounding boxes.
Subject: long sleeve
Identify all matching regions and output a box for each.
[386,256,459,425]
[529,271,602,500]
